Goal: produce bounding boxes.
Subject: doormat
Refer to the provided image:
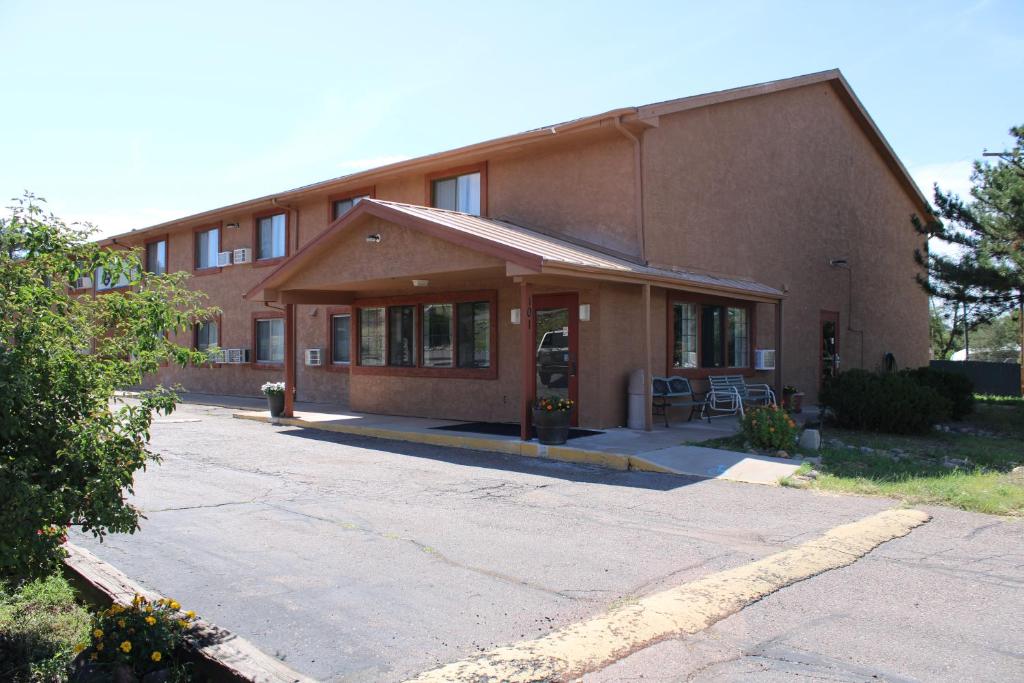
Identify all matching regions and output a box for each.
[433,422,603,440]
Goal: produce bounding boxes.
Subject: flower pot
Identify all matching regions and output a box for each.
[266,392,285,417]
[790,392,805,414]
[532,407,571,445]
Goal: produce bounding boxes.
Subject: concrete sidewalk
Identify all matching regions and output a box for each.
[225,399,801,485]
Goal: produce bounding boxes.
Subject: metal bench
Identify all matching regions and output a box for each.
[702,375,777,419]
[652,376,705,426]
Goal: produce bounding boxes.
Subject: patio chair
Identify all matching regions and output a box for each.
[702,375,777,420]
[652,376,705,427]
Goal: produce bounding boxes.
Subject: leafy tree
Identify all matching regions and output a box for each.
[912,124,1024,381]
[0,194,217,583]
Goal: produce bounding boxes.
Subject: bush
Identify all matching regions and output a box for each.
[741,404,799,451]
[900,367,975,420]
[820,369,951,434]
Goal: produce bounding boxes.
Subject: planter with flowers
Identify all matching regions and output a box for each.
[532,396,575,445]
[782,385,804,413]
[71,594,199,682]
[261,381,286,417]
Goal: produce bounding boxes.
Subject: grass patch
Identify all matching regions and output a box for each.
[0,574,90,682]
[782,400,1024,516]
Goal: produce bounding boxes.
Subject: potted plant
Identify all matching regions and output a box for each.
[782,385,804,413]
[532,396,574,445]
[261,381,286,417]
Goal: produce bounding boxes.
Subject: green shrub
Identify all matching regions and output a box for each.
[900,367,975,420]
[741,404,799,451]
[820,369,951,434]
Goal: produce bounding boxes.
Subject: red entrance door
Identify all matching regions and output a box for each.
[532,293,579,426]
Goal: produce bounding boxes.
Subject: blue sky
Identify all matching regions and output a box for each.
[1,0,1021,237]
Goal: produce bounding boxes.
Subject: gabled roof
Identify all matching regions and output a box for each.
[110,69,931,244]
[246,199,784,302]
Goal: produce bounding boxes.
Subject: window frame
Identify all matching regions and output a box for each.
[251,210,289,266]
[327,186,375,223]
[667,295,757,378]
[251,311,286,369]
[425,162,488,217]
[324,306,353,371]
[192,223,223,274]
[144,234,169,276]
[352,290,498,379]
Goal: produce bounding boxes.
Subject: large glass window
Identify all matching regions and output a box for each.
[457,301,491,368]
[672,303,697,368]
[359,308,385,366]
[331,314,351,364]
[196,321,218,352]
[727,307,750,368]
[257,213,286,260]
[146,239,167,275]
[255,318,284,363]
[422,304,453,367]
[388,305,416,367]
[332,195,369,221]
[700,306,724,368]
[195,227,220,269]
[431,172,481,215]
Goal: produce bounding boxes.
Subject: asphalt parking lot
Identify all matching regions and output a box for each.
[73,402,1024,682]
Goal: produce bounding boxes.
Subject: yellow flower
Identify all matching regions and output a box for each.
[110,604,124,615]
[92,628,103,639]
[117,619,126,628]
[145,616,157,626]
[151,651,162,662]
[177,620,189,629]
[169,600,180,610]
[145,605,153,613]
[185,611,196,620]
[120,641,132,653]
[132,595,142,606]
[74,643,86,654]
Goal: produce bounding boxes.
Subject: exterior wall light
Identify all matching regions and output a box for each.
[579,304,591,321]
[510,308,521,325]
[366,234,382,243]
[225,222,240,229]
[412,279,429,287]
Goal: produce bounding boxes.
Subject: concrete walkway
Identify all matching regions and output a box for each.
[181,391,804,485]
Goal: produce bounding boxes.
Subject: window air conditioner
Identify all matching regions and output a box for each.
[754,349,776,371]
[233,247,252,265]
[304,348,322,366]
[217,251,232,267]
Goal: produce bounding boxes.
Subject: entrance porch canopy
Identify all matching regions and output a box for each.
[245,199,785,426]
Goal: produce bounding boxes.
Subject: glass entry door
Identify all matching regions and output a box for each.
[533,293,579,426]
[820,310,840,388]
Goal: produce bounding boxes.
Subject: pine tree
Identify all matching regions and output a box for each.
[912,125,1024,390]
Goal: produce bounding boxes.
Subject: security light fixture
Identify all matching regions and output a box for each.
[412,279,429,287]
[366,233,382,243]
[225,222,240,229]
[829,258,849,267]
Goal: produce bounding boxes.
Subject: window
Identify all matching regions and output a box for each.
[359,308,385,366]
[431,171,481,215]
[388,305,416,367]
[195,227,220,269]
[255,318,284,363]
[672,303,697,369]
[457,301,491,368]
[331,314,351,364]
[196,321,218,352]
[146,239,167,275]
[422,303,453,367]
[671,300,752,371]
[332,195,369,221]
[95,265,132,290]
[256,213,286,260]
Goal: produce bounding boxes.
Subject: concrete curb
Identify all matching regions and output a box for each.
[64,543,315,683]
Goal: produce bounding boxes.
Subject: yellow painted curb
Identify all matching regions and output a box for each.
[232,412,634,467]
[405,508,930,683]
[626,455,679,474]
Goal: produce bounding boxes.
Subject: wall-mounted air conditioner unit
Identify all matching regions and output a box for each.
[304,348,322,366]
[219,348,250,364]
[754,349,776,371]
[217,251,232,267]
[233,247,252,265]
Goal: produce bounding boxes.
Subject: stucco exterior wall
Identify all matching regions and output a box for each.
[642,82,929,400]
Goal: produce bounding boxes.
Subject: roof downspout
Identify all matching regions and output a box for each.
[613,115,646,263]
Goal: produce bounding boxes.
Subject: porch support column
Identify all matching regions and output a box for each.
[283,303,296,418]
[643,283,653,431]
[519,281,534,441]
[774,299,784,402]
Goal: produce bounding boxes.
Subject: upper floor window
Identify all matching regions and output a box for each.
[332,195,369,221]
[195,226,220,270]
[256,213,286,260]
[146,239,167,275]
[431,170,481,215]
